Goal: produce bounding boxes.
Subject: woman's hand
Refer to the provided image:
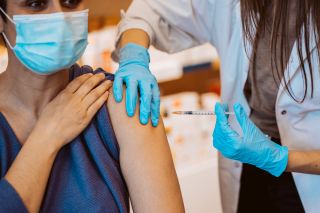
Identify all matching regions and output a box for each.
[31,73,112,150]
[213,103,289,177]
[3,73,112,213]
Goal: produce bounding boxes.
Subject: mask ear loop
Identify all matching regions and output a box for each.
[0,7,15,50]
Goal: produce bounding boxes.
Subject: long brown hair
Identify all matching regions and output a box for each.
[0,0,6,20]
[241,0,320,102]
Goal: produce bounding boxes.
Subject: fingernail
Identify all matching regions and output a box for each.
[128,110,134,117]
[152,119,159,127]
[114,94,121,102]
[238,105,244,115]
[141,115,148,125]
[105,81,112,88]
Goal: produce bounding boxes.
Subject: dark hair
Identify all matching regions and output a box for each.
[241,0,320,102]
[0,0,6,20]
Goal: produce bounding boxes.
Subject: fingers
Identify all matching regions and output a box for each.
[87,90,110,119]
[221,104,230,119]
[113,75,124,102]
[234,103,249,130]
[139,82,152,125]
[221,104,229,112]
[215,103,229,126]
[214,102,239,139]
[125,80,138,117]
[151,83,161,127]
[213,103,241,159]
[65,73,93,93]
[75,73,106,98]
[82,80,112,108]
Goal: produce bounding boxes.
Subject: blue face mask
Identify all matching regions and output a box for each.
[0,8,89,75]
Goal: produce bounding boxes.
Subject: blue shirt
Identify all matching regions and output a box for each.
[0,65,129,213]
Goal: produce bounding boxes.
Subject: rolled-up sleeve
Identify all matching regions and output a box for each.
[0,179,28,213]
[116,0,218,54]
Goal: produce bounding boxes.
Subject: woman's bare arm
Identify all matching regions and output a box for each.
[119,29,150,48]
[107,91,184,213]
[286,151,320,175]
[4,135,59,213]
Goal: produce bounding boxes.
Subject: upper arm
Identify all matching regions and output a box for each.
[107,90,184,212]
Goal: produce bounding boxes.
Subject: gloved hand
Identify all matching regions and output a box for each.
[213,103,289,177]
[114,43,160,126]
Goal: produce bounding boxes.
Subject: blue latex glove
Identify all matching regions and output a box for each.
[114,43,160,126]
[213,103,289,177]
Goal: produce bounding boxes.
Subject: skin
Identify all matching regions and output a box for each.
[0,1,184,212]
[119,29,150,49]
[287,151,320,175]
[108,92,184,212]
[119,29,320,175]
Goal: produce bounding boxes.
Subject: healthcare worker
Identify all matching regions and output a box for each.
[113,0,320,212]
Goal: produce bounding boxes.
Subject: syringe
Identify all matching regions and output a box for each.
[172,111,235,116]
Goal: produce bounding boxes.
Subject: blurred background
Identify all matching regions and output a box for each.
[0,1,222,212]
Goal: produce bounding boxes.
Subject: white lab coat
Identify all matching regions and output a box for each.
[116,0,320,212]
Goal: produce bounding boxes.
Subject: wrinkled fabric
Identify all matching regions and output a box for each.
[0,178,28,212]
[0,64,129,213]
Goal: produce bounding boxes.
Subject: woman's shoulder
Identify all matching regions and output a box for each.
[69,64,114,81]
[68,64,120,159]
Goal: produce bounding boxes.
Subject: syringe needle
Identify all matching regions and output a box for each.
[172,111,235,115]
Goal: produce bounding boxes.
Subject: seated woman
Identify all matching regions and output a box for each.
[0,0,184,212]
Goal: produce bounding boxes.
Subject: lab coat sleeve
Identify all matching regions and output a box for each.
[116,0,221,54]
[0,179,28,213]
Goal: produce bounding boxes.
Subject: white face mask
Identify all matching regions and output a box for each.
[0,8,89,75]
